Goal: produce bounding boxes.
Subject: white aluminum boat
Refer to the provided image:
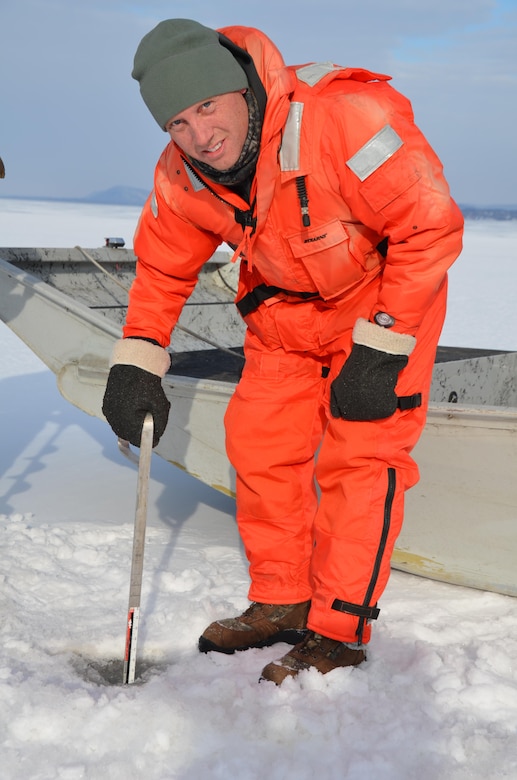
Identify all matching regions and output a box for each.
[1,246,516,597]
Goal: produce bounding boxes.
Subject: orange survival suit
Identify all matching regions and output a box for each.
[125,26,464,646]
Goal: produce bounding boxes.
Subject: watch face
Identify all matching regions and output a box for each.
[374,312,396,328]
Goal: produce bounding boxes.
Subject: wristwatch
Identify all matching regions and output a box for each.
[374,311,396,328]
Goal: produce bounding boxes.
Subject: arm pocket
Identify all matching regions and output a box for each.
[359,150,422,212]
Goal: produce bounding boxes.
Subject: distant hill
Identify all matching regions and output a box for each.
[0,186,150,207]
[85,186,149,206]
[458,205,517,221]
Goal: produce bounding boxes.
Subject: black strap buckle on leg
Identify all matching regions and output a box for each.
[332,599,380,645]
[331,599,380,621]
[397,393,422,411]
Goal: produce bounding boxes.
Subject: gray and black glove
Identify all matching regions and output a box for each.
[330,318,416,421]
[102,338,171,447]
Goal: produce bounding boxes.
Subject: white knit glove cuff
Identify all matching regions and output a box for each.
[110,338,171,377]
[353,318,416,357]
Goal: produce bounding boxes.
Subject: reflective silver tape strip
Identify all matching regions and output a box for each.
[150,191,158,218]
[183,159,206,191]
[296,61,341,87]
[346,125,403,181]
[279,102,304,172]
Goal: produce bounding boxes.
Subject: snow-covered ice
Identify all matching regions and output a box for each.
[0,198,143,250]
[1,200,517,779]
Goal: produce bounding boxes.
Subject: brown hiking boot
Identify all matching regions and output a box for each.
[198,601,310,654]
[260,630,366,685]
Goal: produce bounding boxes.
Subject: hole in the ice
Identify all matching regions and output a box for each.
[70,654,168,686]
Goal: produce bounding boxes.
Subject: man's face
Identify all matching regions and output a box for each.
[165,90,249,170]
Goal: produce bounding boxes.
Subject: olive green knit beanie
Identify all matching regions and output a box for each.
[132,19,249,130]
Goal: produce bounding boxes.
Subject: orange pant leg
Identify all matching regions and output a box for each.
[224,332,328,604]
[309,281,448,644]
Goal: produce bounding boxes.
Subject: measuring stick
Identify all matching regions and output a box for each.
[122,413,154,684]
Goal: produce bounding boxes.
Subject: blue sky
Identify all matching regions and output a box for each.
[1,0,516,206]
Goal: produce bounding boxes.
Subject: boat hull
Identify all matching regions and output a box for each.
[1,250,516,597]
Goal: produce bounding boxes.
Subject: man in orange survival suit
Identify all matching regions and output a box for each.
[102,19,463,685]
